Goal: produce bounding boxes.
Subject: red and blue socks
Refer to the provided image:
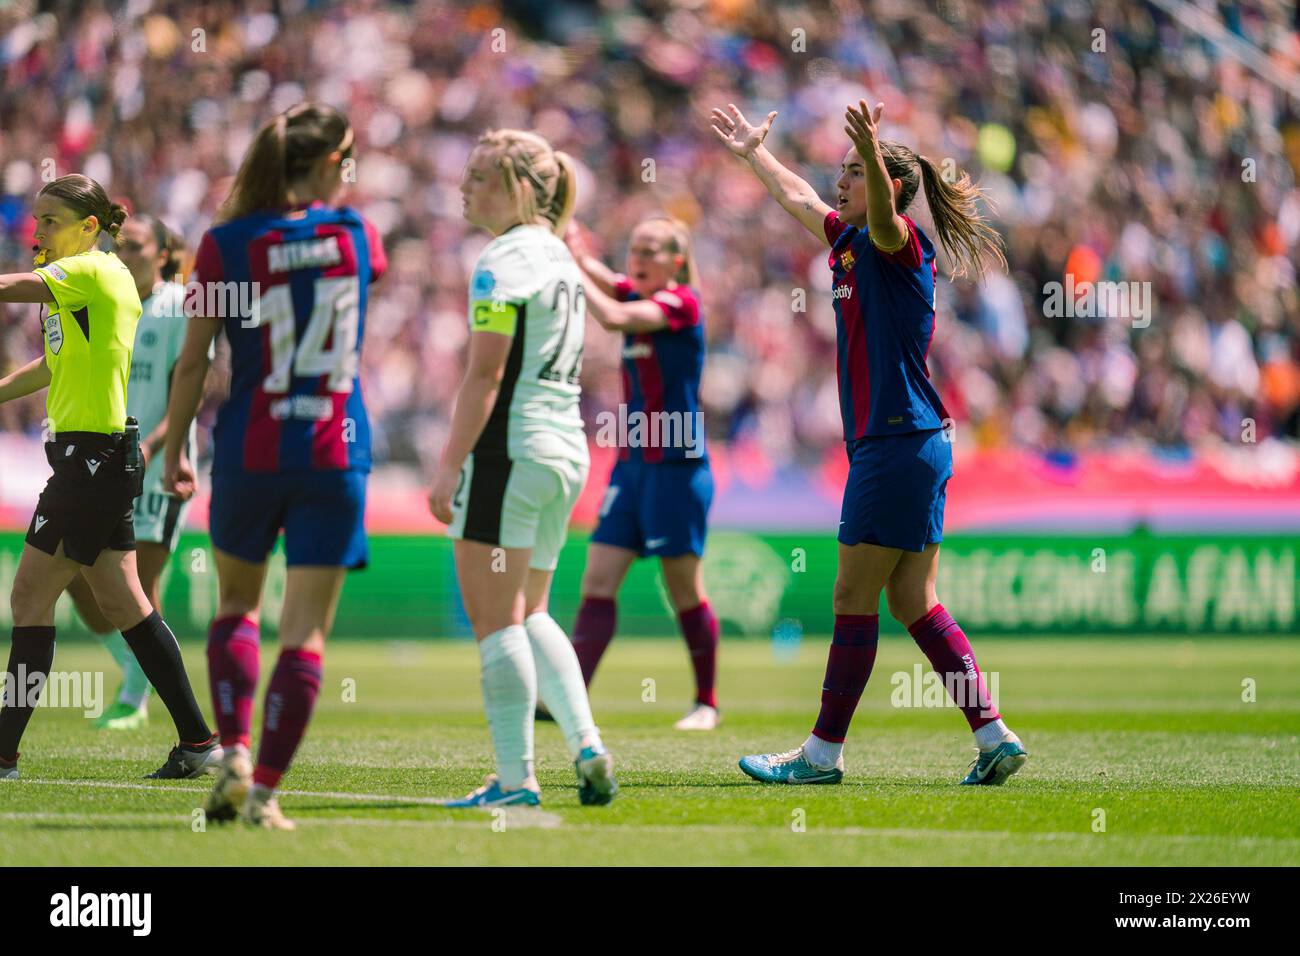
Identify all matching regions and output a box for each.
[677,602,719,708]
[807,614,879,765]
[907,603,1001,734]
[572,596,617,686]
[253,648,322,790]
[207,615,261,749]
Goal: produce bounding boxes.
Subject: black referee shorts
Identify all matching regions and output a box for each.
[26,431,137,566]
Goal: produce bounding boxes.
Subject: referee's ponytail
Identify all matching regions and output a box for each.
[38,175,127,249]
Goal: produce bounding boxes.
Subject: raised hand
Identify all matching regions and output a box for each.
[709,103,777,159]
[844,100,885,158]
[564,219,597,262]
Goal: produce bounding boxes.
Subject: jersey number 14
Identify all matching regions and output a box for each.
[257,275,360,394]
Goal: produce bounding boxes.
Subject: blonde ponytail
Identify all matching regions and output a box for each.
[477,129,575,236]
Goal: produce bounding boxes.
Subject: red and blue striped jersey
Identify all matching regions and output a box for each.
[824,211,945,441]
[191,202,386,474]
[613,278,706,463]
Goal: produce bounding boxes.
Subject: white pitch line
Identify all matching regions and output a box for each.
[3,810,1292,846]
[0,811,182,823]
[0,810,565,829]
[19,778,455,805]
[11,781,1299,846]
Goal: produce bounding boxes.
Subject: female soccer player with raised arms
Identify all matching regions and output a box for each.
[428,129,617,808]
[564,216,721,730]
[710,101,1028,786]
[163,103,387,828]
[0,175,218,780]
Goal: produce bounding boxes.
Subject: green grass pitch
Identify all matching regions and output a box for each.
[4,636,1297,866]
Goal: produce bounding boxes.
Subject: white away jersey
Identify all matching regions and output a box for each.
[467,224,588,467]
[127,282,200,492]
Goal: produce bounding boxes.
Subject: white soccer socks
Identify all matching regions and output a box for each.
[973,717,1019,752]
[477,626,537,790]
[802,733,843,769]
[524,612,603,758]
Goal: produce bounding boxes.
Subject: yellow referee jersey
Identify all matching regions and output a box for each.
[34,250,142,436]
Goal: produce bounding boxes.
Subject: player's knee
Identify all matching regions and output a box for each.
[887,586,929,628]
[580,568,619,600]
[216,591,261,620]
[9,579,39,623]
[664,576,704,613]
[10,569,59,623]
[95,595,146,632]
[884,583,905,622]
[832,577,879,615]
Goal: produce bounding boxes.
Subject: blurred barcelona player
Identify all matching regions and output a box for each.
[564,216,720,730]
[162,103,386,827]
[712,100,1028,785]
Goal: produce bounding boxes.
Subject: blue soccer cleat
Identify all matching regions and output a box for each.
[960,740,1028,785]
[738,746,844,785]
[443,774,541,808]
[574,745,618,806]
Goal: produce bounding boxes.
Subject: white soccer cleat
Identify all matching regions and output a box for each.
[242,785,296,831]
[674,703,721,731]
[203,749,252,823]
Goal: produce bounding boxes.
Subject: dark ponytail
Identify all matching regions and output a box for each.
[37,174,127,248]
[216,102,353,223]
[135,214,185,279]
[878,141,1006,280]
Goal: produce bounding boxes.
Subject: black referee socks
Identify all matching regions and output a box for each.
[0,626,57,759]
[121,611,212,744]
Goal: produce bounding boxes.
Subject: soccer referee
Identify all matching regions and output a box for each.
[0,174,219,780]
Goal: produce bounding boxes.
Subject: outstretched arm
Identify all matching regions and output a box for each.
[710,103,833,246]
[0,272,55,303]
[578,270,669,335]
[844,100,908,252]
[564,222,620,298]
[0,357,50,405]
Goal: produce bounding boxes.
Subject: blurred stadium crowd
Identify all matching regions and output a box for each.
[2,0,1299,476]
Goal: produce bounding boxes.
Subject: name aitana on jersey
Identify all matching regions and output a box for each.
[191,202,387,473]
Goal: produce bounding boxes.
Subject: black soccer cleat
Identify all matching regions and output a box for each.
[145,735,224,779]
